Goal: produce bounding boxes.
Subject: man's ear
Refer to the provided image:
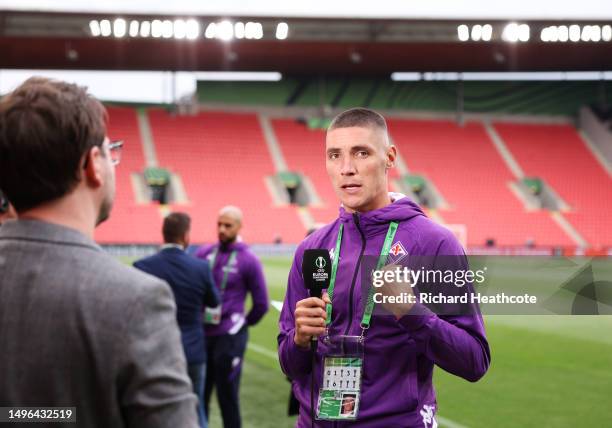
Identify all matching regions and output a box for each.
[83,146,104,188]
[386,145,397,169]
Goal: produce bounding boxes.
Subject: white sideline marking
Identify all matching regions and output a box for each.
[437,415,469,428]
[271,300,284,312]
[247,342,279,360]
[247,342,470,428]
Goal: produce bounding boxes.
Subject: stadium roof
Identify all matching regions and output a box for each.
[2,3,612,74]
[3,0,612,20]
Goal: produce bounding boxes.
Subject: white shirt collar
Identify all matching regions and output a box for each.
[161,243,184,251]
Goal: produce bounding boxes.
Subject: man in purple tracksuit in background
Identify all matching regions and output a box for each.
[278,108,490,427]
[196,205,269,428]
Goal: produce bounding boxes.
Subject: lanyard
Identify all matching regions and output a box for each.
[325,221,399,330]
[210,248,237,292]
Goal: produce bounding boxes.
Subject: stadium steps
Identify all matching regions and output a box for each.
[271,119,339,224]
[578,129,612,176]
[550,212,589,247]
[483,122,526,178]
[387,118,575,247]
[259,116,319,208]
[137,108,190,205]
[493,122,612,248]
[137,108,158,168]
[147,109,306,243]
[296,206,317,230]
[94,106,162,244]
[484,121,586,246]
[257,114,288,172]
[577,107,612,175]
[259,113,325,230]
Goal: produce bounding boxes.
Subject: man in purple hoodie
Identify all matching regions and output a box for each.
[278,108,490,427]
[196,205,269,428]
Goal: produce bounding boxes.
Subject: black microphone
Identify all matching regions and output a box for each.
[302,249,332,428]
[302,249,332,299]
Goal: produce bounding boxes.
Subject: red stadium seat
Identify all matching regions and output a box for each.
[388,119,575,247]
[494,122,612,248]
[148,109,306,243]
[94,107,608,248]
[271,120,339,224]
[95,106,161,243]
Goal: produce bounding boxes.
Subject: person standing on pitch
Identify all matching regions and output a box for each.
[0,77,199,427]
[278,108,490,427]
[134,212,220,428]
[196,205,269,428]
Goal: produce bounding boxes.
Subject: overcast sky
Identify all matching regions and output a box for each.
[0,70,197,103]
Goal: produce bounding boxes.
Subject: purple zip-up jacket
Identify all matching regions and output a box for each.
[278,195,490,427]
[196,241,269,336]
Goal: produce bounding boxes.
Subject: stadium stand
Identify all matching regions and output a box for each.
[198,80,300,106]
[271,119,339,224]
[94,106,161,243]
[147,109,306,243]
[387,119,575,247]
[94,102,610,249]
[370,81,612,115]
[336,78,378,108]
[198,79,612,117]
[494,122,612,248]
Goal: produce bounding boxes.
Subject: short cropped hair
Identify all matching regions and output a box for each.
[0,77,107,212]
[328,107,388,134]
[163,212,191,243]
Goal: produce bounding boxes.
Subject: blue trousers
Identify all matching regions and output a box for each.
[188,363,207,428]
[204,326,248,428]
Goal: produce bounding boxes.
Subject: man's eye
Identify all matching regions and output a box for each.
[356,151,368,158]
[329,153,340,160]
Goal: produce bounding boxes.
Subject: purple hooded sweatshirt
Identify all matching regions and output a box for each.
[196,241,269,336]
[278,195,490,427]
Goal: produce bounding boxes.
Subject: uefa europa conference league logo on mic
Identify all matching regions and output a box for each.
[303,250,332,299]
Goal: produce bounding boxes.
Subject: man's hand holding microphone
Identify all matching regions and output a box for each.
[296,249,333,348]
[294,292,331,348]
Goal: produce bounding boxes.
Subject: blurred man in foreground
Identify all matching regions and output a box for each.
[0,77,199,427]
[196,206,269,428]
[134,212,220,428]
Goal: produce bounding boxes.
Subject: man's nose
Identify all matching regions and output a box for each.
[340,156,356,175]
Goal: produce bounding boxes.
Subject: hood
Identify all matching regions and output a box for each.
[338,192,426,226]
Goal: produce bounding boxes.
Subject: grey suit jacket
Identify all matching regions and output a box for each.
[0,219,198,428]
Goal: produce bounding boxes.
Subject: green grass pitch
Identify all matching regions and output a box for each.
[121,255,612,427]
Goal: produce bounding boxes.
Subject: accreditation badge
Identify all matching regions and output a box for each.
[316,335,364,421]
[204,305,222,325]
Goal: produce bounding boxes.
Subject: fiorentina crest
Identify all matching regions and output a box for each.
[388,241,408,264]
